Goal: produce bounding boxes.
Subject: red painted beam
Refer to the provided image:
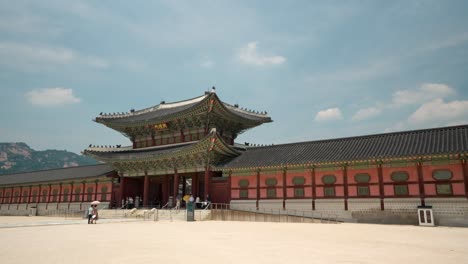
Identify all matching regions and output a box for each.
[174,169,180,202]
[343,165,348,211]
[143,172,150,207]
[377,163,384,210]
[311,167,316,210]
[462,159,468,199]
[416,161,426,206]
[204,167,210,200]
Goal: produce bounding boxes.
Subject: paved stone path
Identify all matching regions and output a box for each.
[0,217,143,228]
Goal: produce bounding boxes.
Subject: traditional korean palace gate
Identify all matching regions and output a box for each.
[84,89,271,207]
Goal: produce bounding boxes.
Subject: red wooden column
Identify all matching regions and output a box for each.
[1,188,4,204]
[227,170,232,202]
[377,162,384,210]
[174,169,180,200]
[94,180,99,201]
[204,166,210,200]
[28,186,32,205]
[416,161,426,206]
[311,166,316,210]
[38,185,42,204]
[256,169,260,209]
[19,186,23,204]
[462,158,468,199]
[119,176,126,207]
[343,164,349,211]
[48,184,52,203]
[58,183,63,209]
[69,183,74,204]
[143,171,150,207]
[162,175,169,205]
[192,172,198,197]
[81,182,85,203]
[282,167,287,210]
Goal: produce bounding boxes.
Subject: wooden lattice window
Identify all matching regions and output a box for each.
[14,191,19,203]
[267,188,276,198]
[324,187,335,197]
[392,171,409,196]
[355,173,370,197]
[101,186,108,201]
[238,179,249,199]
[41,190,48,203]
[87,187,93,201]
[433,170,453,195]
[355,173,370,183]
[322,175,336,184]
[436,184,452,195]
[322,175,336,197]
[52,189,59,202]
[294,188,305,197]
[22,191,28,203]
[357,186,370,196]
[265,178,277,198]
[238,179,250,187]
[74,188,81,202]
[239,189,249,199]
[433,170,452,180]
[63,188,69,202]
[391,171,409,182]
[394,185,408,196]
[293,176,305,198]
[32,190,37,203]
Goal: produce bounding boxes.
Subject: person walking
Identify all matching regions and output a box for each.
[90,204,99,224]
[87,205,93,224]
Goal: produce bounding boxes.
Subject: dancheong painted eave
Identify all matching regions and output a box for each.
[93,89,272,131]
[83,128,241,163]
[218,124,468,170]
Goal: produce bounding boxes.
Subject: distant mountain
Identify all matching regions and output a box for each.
[0,142,98,175]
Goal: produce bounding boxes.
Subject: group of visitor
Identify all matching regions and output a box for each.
[121,196,143,209]
[174,194,210,209]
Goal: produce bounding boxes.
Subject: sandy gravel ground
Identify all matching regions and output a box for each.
[0,218,467,264]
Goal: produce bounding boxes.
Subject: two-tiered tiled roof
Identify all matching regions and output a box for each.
[95,92,272,128]
[220,124,468,169]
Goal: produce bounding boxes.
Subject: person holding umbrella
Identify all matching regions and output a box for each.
[90,201,100,224]
[87,205,94,224]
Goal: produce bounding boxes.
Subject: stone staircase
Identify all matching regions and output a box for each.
[98,208,212,222]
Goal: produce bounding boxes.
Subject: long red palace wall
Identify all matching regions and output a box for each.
[0,179,113,209]
[231,161,467,201]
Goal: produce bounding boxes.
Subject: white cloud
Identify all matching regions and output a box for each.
[420,32,468,53]
[200,60,214,68]
[392,83,455,106]
[26,88,81,107]
[408,99,468,124]
[315,108,343,121]
[352,107,382,121]
[0,42,108,72]
[238,42,286,66]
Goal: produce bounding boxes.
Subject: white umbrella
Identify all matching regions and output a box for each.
[90,201,100,205]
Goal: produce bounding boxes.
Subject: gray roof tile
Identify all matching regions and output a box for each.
[221,125,468,169]
[0,164,114,186]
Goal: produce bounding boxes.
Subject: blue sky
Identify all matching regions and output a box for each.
[1,0,468,154]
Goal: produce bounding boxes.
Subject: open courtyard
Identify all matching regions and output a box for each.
[0,217,467,264]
